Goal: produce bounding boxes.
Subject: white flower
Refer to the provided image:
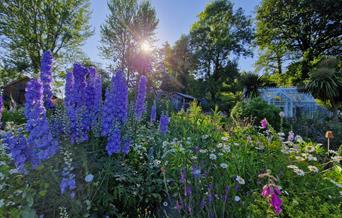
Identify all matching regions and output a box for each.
[308,154,317,161]
[295,135,304,143]
[293,168,305,176]
[305,146,315,153]
[0,199,4,208]
[331,156,342,162]
[233,142,239,146]
[220,163,228,169]
[209,154,217,160]
[191,156,198,160]
[328,150,338,155]
[236,176,245,185]
[163,202,168,207]
[279,111,285,118]
[278,132,285,137]
[295,156,305,161]
[234,196,241,202]
[221,136,228,141]
[85,174,94,183]
[202,135,209,139]
[287,165,298,169]
[217,143,223,148]
[223,145,231,153]
[199,149,207,153]
[307,165,319,173]
[154,160,161,166]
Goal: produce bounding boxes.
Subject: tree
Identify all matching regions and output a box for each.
[161,35,196,93]
[256,0,342,81]
[306,57,342,120]
[100,0,158,82]
[189,0,253,106]
[238,72,261,99]
[0,0,92,75]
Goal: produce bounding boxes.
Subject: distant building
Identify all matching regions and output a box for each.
[259,87,330,118]
[171,92,196,111]
[1,77,30,107]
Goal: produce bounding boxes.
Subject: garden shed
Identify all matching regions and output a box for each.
[1,77,30,107]
[259,87,320,118]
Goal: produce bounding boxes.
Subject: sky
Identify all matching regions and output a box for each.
[83,0,261,72]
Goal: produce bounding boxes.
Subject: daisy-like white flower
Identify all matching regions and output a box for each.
[233,142,239,146]
[307,165,319,173]
[220,163,228,169]
[287,165,298,169]
[331,156,342,162]
[223,145,231,153]
[217,143,223,148]
[328,150,338,155]
[295,156,305,161]
[308,154,317,161]
[293,168,305,176]
[236,176,245,185]
[209,154,217,160]
[199,149,207,153]
[234,196,241,202]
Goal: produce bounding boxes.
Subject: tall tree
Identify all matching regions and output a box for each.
[100,0,158,81]
[189,0,253,106]
[0,0,92,75]
[256,0,342,81]
[161,35,196,93]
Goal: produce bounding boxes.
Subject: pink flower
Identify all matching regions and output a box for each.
[260,118,268,129]
[261,185,283,215]
[261,185,271,197]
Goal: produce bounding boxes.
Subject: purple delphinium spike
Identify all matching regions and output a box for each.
[2,131,32,173]
[101,71,128,136]
[0,95,3,122]
[123,139,131,155]
[40,51,54,109]
[106,128,121,156]
[159,114,170,135]
[150,101,157,123]
[113,70,128,124]
[25,79,58,167]
[134,75,147,120]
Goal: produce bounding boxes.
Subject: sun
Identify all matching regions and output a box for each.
[140,40,153,53]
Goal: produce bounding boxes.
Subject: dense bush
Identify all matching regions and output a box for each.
[230,97,281,130]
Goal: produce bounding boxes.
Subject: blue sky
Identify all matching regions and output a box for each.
[83,0,261,72]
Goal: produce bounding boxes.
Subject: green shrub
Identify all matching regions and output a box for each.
[1,108,26,125]
[230,97,281,130]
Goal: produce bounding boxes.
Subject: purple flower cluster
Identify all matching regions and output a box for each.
[106,128,121,156]
[25,79,58,167]
[60,174,76,198]
[260,118,268,129]
[2,131,32,173]
[65,64,102,144]
[102,71,128,136]
[135,75,147,120]
[40,51,54,109]
[261,185,282,215]
[159,114,170,135]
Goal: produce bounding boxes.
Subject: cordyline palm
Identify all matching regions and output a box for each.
[306,57,342,120]
[239,72,261,100]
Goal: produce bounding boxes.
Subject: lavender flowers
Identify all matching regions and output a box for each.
[40,51,54,109]
[135,75,147,120]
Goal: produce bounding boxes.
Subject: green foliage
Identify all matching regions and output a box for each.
[231,98,281,129]
[189,0,253,107]
[0,0,93,75]
[1,108,26,125]
[256,0,342,81]
[100,0,158,77]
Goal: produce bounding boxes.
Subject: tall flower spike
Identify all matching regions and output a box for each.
[25,79,58,167]
[40,51,54,109]
[113,70,128,124]
[0,94,3,122]
[150,101,157,123]
[106,128,121,156]
[135,75,147,120]
[159,114,170,135]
